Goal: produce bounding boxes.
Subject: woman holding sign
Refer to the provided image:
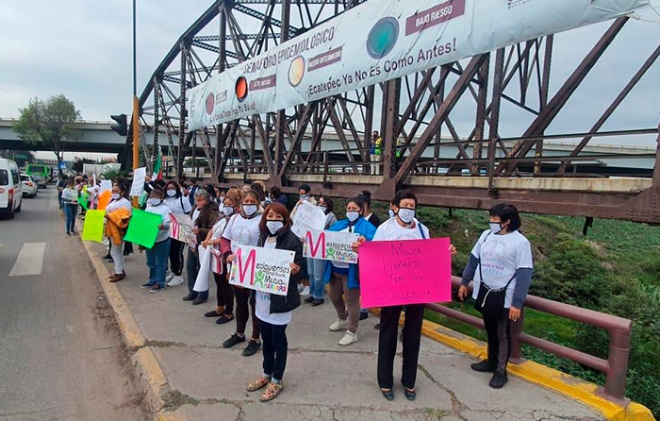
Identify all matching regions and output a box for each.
[140,188,172,293]
[165,181,192,287]
[323,196,377,346]
[246,203,303,402]
[221,190,264,357]
[305,196,337,306]
[366,190,456,401]
[458,203,533,390]
[105,183,133,282]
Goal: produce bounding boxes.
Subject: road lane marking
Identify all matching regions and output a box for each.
[9,243,46,277]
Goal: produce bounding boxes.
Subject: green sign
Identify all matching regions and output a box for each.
[82,210,105,243]
[15,153,28,159]
[124,209,162,249]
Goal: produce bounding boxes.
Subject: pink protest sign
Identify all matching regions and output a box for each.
[358,238,452,308]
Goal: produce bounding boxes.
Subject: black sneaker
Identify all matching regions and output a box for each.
[374,323,381,330]
[182,294,197,302]
[215,314,234,325]
[149,285,165,294]
[223,333,246,348]
[471,360,496,373]
[311,298,324,306]
[242,340,261,357]
[304,296,315,304]
[140,282,155,289]
[489,370,508,389]
[359,312,369,321]
[192,296,208,306]
[103,255,112,261]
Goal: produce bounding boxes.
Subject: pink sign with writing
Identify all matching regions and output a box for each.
[358,238,452,308]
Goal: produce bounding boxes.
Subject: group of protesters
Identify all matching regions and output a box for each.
[76,173,534,403]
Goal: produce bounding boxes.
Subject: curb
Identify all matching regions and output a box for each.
[77,220,181,420]
[394,310,655,421]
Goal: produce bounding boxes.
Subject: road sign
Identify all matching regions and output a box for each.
[15,153,28,159]
[59,162,67,170]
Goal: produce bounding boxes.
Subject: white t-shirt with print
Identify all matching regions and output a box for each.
[211,218,229,241]
[470,229,533,308]
[222,214,262,253]
[373,217,430,242]
[255,239,293,325]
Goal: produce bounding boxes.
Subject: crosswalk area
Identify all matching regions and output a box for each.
[1,242,47,277]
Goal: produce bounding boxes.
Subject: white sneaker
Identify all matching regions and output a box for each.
[168,275,184,287]
[166,272,174,282]
[338,331,358,346]
[300,286,310,296]
[329,319,348,332]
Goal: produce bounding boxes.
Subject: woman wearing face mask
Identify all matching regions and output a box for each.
[164,181,192,287]
[183,189,220,305]
[221,190,264,357]
[140,188,172,293]
[105,183,133,282]
[459,203,533,390]
[322,196,376,346]
[61,177,79,236]
[245,203,303,402]
[304,196,337,307]
[201,190,243,324]
[362,190,456,401]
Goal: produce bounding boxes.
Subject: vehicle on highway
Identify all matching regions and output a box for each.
[20,173,38,198]
[25,164,51,188]
[0,158,23,219]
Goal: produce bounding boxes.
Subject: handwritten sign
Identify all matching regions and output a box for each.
[358,238,452,308]
[170,213,194,244]
[304,230,359,264]
[228,245,294,297]
[82,210,105,242]
[124,209,162,248]
[130,167,146,197]
[291,201,326,238]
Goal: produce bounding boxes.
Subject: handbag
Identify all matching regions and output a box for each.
[473,231,515,318]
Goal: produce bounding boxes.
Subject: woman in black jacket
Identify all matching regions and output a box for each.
[246,203,302,402]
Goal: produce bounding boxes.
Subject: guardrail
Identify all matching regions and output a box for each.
[428,277,632,405]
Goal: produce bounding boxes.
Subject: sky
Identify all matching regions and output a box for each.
[2,0,660,154]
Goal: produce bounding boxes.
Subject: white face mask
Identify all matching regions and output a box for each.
[243,204,258,216]
[111,193,120,200]
[223,206,234,216]
[166,189,177,197]
[388,209,395,218]
[266,220,284,235]
[346,211,360,222]
[219,196,225,204]
[490,222,503,234]
[398,208,416,224]
[149,198,162,206]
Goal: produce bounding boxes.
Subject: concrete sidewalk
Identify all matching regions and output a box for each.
[89,240,606,421]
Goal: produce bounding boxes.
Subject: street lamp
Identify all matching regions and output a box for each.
[131,0,140,207]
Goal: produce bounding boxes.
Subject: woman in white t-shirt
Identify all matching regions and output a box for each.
[164,181,192,287]
[245,203,303,402]
[359,190,456,402]
[105,183,133,282]
[221,190,263,357]
[459,203,533,390]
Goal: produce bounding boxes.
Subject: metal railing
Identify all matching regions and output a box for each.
[427,277,632,404]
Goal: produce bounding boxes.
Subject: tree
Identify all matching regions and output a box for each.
[13,95,82,165]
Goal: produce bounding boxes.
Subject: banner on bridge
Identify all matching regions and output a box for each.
[187,0,647,131]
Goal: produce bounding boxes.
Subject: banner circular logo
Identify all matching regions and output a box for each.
[205,93,215,115]
[235,76,249,102]
[366,17,399,59]
[288,56,305,87]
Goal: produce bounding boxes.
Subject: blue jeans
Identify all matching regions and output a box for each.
[307,258,327,300]
[64,203,78,233]
[146,239,171,288]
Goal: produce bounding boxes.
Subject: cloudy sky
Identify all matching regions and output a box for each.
[2,0,660,152]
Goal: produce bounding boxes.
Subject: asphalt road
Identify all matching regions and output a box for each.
[0,187,146,421]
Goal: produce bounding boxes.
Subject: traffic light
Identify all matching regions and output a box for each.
[110,114,128,136]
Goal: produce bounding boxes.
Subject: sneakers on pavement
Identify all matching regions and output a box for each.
[304,296,315,304]
[311,298,324,306]
[149,285,165,293]
[140,282,155,289]
[329,319,348,332]
[471,360,497,373]
[299,286,310,296]
[359,311,369,320]
[223,333,246,348]
[242,340,261,357]
[166,272,174,282]
[338,331,358,346]
[168,275,184,287]
[489,370,508,389]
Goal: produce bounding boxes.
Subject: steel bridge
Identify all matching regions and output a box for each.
[129,0,660,224]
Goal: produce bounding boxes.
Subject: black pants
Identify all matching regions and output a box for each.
[169,239,185,276]
[186,248,208,299]
[213,271,234,314]
[233,287,260,340]
[377,304,425,390]
[261,320,288,381]
[483,309,511,371]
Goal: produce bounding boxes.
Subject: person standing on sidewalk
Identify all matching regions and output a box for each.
[323,196,377,346]
[459,203,533,389]
[105,183,133,282]
[221,190,263,357]
[358,190,380,321]
[246,203,303,402]
[183,189,219,305]
[304,196,337,307]
[370,131,382,175]
[164,181,192,287]
[360,189,456,401]
[141,188,172,293]
[61,177,79,236]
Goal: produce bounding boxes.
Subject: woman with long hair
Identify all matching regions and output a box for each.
[164,180,192,287]
[61,176,79,236]
[305,195,337,306]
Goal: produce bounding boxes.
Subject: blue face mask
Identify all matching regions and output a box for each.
[346,211,360,222]
[300,195,309,201]
[149,198,163,206]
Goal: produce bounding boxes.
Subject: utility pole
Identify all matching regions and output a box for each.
[132,0,140,207]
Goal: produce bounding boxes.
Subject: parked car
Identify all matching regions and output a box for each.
[20,173,38,198]
[0,158,23,219]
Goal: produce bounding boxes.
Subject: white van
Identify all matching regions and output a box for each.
[0,158,23,219]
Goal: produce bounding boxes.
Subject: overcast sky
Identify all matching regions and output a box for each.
[3,0,660,153]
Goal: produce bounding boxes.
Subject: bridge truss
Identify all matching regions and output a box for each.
[132,0,660,223]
